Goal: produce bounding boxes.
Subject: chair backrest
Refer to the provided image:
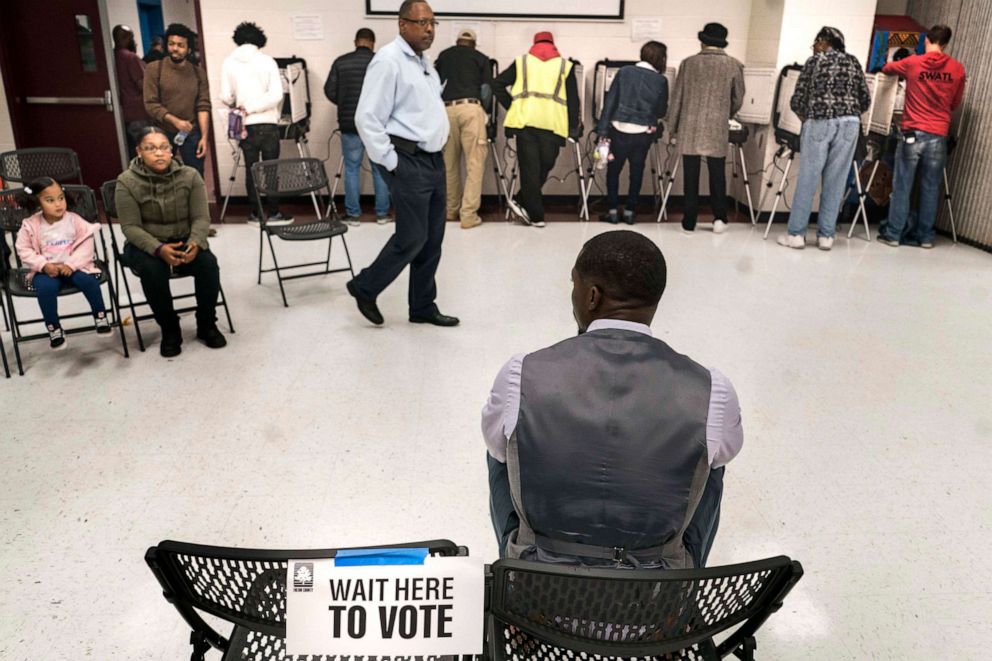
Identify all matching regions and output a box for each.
[0,148,82,186]
[0,188,32,234]
[145,539,468,649]
[250,157,329,198]
[488,556,804,660]
[100,180,118,219]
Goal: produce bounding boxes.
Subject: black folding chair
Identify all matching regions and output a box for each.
[0,322,9,378]
[250,158,354,307]
[146,539,470,661]
[0,147,83,187]
[486,556,804,661]
[0,185,128,375]
[100,180,234,352]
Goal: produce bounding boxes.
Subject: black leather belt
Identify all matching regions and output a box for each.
[444,98,480,107]
[389,135,434,155]
[535,534,668,565]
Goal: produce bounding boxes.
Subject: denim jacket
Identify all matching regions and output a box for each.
[596,64,669,135]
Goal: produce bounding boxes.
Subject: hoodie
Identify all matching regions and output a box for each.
[883,51,965,136]
[15,211,99,281]
[115,157,210,255]
[220,44,284,125]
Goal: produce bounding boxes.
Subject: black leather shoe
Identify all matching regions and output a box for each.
[409,311,460,327]
[160,326,183,357]
[346,280,384,325]
[196,326,227,349]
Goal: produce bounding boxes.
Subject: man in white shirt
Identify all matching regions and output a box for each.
[482,230,743,568]
[220,22,293,224]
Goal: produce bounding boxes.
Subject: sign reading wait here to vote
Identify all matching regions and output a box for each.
[286,556,484,656]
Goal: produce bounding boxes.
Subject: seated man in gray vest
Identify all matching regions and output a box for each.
[482,230,742,568]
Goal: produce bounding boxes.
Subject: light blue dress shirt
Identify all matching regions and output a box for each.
[355,35,450,172]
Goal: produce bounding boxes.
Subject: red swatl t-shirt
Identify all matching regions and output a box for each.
[883,51,965,137]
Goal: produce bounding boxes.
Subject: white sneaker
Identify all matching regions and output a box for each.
[507,198,531,225]
[533,220,546,228]
[920,241,934,249]
[345,216,361,227]
[776,234,805,249]
[376,215,392,225]
[817,236,834,251]
[713,220,727,234]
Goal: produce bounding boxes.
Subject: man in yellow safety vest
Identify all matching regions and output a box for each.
[493,32,580,228]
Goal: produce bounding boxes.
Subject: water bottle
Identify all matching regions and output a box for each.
[174,130,189,146]
[593,140,611,170]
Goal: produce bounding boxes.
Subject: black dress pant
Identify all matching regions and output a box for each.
[515,128,562,222]
[681,154,727,230]
[355,150,446,316]
[241,124,282,215]
[123,242,220,330]
[606,128,654,211]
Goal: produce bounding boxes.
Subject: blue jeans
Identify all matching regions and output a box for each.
[788,117,860,238]
[341,132,390,218]
[166,126,204,176]
[882,131,946,244]
[32,271,106,327]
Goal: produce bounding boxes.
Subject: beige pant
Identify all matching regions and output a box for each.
[443,103,489,225]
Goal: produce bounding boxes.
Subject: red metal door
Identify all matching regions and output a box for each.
[0,0,123,187]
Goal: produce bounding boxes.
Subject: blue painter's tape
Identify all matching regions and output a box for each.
[334,548,429,566]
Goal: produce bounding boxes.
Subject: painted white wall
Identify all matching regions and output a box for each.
[198,0,755,199]
[876,0,908,14]
[163,0,199,29]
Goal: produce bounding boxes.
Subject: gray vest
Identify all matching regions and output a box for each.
[504,328,712,568]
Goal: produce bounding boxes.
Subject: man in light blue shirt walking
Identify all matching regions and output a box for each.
[346,0,459,328]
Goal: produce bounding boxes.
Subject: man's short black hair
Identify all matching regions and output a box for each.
[355,28,376,42]
[233,21,267,48]
[927,24,952,47]
[398,0,427,18]
[164,23,196,49]
[575,230,667,307]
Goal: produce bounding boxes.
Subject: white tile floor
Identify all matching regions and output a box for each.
[1,220,991,659]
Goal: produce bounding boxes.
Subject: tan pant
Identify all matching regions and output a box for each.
[443,103,488,226]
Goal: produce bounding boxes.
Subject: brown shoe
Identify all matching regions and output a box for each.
[461,218,482,229]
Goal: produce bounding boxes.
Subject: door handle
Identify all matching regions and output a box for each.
[24,92,115,112]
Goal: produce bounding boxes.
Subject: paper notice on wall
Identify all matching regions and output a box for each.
[292,14,324,41]
[631,17,663,42]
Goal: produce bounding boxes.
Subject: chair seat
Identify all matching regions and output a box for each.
[268,219,347,241]
[5,261,109,297]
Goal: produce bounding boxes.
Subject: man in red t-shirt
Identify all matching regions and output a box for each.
[879,24,965,248]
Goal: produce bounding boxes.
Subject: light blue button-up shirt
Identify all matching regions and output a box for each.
[355,35,449,172]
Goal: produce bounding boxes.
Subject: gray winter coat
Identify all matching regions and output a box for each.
[668,49,745,157]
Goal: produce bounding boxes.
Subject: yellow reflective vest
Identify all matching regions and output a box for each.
[503,54,572,139]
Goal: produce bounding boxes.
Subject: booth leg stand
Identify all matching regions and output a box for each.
[762,151,794,239]
[655,156,680,223]
[737,146,757,225]
[847,159,879,239]
[847,159,872,241]
[218,147,243,223]
[650,143,665,212]
[489,139,511,211]
[328,155,344,217]
[572,139,591,221]
[942,168,958,243]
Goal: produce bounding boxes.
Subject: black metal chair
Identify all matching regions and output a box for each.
[0,148,83,187]
[0,185,128,375]
[100,180,234,352]
[486,556,804,661]
[0,324,9,378]
[146,539,470,661]
[250,158,354,307]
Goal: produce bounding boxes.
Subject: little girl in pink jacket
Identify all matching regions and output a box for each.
[15,177,110,349]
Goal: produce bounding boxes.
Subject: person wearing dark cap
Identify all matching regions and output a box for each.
[668,23,744,234]
[435,29,493,229]
[493,32,581,228]
[777,27,869,251]
[325,28,392,226]
[483,230,743,565]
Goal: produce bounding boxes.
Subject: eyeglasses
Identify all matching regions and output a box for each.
[140,145,172,153]
[400,17,439,28]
